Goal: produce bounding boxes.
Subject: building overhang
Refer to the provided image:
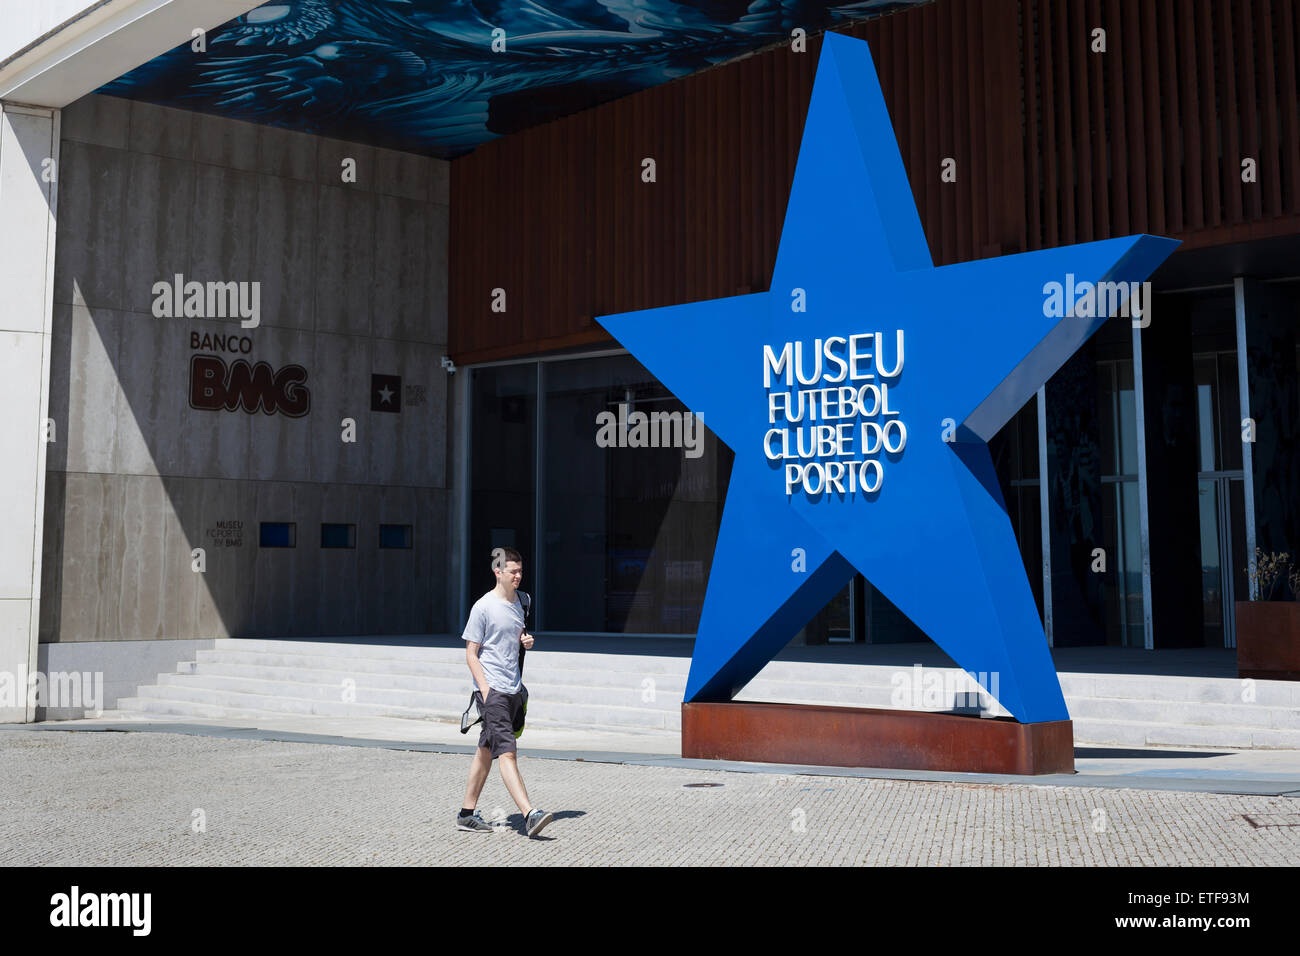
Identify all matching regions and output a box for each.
[0,0,262,107]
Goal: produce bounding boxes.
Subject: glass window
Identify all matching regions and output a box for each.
[259,522,295,548]
[1193,351,1243,473]
[468,364,537,589]
[794,580,855,645]
[539,354,730,633]
[1215,352,1242,472]
[989,396,1044,624]
[1098,359,1138,477]
[321,524,356,548]
[379,524,412,549]
[1194,356,1218,472]
[1097,351,1145,647]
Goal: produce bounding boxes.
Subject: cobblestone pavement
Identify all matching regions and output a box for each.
[3,730,1298,865]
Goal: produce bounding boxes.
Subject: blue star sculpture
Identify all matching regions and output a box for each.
[596,31,1177,723]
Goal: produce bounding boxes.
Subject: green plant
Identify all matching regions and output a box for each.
[1247,548,1292,601]
[1289,565,1300,603]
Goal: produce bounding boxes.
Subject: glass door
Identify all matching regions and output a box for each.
[1194,352,1247,648]
[1097,359,1145,647]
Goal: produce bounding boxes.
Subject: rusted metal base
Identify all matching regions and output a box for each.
[682,701,1074,775]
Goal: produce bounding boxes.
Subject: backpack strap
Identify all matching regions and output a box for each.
[518,591,531,677]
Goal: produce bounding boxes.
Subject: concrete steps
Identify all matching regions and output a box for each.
[1059,671,1300,748]
[1069,718,1300,750]
[107,638,1300,750]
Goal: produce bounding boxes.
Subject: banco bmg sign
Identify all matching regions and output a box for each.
[187,330,310,418]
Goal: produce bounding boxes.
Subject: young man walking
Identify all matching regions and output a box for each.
[456,547,555,838]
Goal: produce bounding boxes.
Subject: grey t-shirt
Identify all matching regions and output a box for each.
[461,591,525,695]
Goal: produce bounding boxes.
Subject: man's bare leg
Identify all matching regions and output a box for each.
[497,752,534,816]
[461,745,492,809]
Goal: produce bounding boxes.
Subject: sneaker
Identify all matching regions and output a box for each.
[456,811,495,832]
[524,808,554,838]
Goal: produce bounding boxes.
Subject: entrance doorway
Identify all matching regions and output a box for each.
[1194,351,1248,648]
[1097,357,1146,647]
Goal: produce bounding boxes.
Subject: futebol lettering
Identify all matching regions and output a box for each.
[49,886,151,936]
[767,382,899,423]
[152,273,261,328]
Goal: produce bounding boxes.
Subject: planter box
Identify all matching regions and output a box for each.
[1236,601,1300,681]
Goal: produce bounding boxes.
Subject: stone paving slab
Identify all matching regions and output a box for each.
[2,726,1298,865]
[11,716,1300,796]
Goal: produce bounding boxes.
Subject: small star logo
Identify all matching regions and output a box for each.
[371,373,402,413]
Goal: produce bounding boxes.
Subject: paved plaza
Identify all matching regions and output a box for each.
[3,724,1299,866]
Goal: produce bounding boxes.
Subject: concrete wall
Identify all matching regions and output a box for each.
[35,638,215,718]
[40,93,453,649]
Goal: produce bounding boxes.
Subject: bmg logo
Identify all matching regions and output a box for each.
[189,354,310,417]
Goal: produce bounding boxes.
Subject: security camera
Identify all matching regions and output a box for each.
[441,356,457,374]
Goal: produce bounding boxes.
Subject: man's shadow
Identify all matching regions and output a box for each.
[504,810,586,839]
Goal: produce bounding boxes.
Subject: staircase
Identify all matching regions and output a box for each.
[106,639,690,732]
[1059,672,1300,749]
[102,638,1300,749]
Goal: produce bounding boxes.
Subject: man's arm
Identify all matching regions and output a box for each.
[465,642,491,699]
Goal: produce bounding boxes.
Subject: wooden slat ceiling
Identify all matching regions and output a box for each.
[451,0,1300,364]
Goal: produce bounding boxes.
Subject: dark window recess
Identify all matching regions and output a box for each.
[379,524,413,549]
[321,524,356,549]
[259,522,296,548]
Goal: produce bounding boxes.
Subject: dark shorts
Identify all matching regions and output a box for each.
[478,688,524,758]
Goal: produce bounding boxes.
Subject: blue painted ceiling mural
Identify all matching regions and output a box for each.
[100,0,932,157]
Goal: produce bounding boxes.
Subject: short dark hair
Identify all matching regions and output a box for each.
[491,547,523,570]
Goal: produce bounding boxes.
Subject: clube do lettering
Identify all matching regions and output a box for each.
[763,330,905,496]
